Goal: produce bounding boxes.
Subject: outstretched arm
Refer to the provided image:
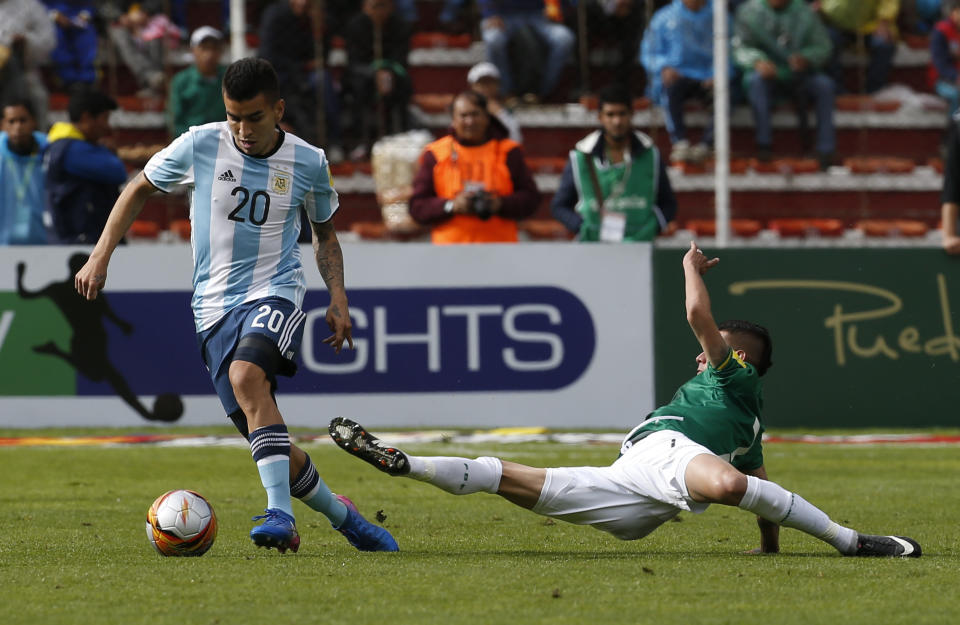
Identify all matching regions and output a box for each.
[682,241,726,367]
[744,465,780,554]
[311,219,353,354]
[75,173,158,300]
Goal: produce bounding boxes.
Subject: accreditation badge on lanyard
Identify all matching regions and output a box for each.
[599,152,631,243]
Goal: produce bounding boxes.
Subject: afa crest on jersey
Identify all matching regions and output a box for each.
[271,171,291,195]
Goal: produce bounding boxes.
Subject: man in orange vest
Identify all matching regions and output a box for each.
[409,91,540,244]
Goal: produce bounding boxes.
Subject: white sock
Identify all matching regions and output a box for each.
[405,456,502,495]
[738,475,858,554]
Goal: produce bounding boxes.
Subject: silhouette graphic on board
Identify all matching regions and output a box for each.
[16,254,183,422]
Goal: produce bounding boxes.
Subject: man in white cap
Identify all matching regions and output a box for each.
[467,61,522,144]
[167,26,226,137]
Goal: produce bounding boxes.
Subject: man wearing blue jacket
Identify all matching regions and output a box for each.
[641,0,718,165]
[0,98,48,244]
[44,88,128,244]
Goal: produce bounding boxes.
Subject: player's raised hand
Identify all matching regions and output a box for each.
[74,255,108,300]
[322,298,354,354]
[682,241,719,276]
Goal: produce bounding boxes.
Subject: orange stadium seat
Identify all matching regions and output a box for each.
[685,219,762,237]
[117,95,165,112]
[169,219,191,241]
[856,219,929,237]
[579,94,598,110]
[673,161,707,174]
[768,218,844,237]
[750,157,821,174]
[844,157,915,174]
[350,221,388,240]
[355,161,373,175]
[729,158,751,174]
[410,32,472,49]
[329,162,356,177]
[129,220,160,239]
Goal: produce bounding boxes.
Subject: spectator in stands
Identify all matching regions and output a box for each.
[0,0,56,129]
[392,0,417,25]
[259,0,343,160]
[344,0,411,160]
[439,0,472,33]
[902,0,944,36]
[551,84,676,242]
[578,0,644,92]
[168,26,226,138]
[641,0,718,165]
[409,91,540,244]
[45,1,97,89]
[45,88,128,244]
[733,0,836,169]
[930,1,960,119]
[467,61,523,144]
[108,0,181,98]
[816,0,899,94]
[0,98,48,244]
[479,0,575,103]
[941,115,960,254]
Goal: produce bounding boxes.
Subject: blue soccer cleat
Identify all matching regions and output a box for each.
[333,495,399,552]
[250,508,300,553]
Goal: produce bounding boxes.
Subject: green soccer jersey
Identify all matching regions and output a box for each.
[627,350,765,471]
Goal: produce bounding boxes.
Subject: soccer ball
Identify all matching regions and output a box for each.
[146,489,218,557]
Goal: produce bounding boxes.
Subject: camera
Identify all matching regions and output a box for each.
[469,191,494,220]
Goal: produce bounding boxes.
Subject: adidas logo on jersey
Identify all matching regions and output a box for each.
[217,169,237,182]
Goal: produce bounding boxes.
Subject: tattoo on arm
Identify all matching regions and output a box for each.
[311,220,345,292]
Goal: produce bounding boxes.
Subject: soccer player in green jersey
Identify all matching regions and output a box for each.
[328,241,921,557]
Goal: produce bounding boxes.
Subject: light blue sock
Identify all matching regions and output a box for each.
[257,457,294,517]
[249,424,294,518]
[290,452,347,526]
[304,484,348,528]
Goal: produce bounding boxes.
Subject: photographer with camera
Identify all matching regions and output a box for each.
[409,90,540,244]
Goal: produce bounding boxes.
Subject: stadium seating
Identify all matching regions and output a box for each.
[50,0,943,239]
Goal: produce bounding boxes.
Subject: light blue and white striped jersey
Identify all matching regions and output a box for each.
[143,122,339,331]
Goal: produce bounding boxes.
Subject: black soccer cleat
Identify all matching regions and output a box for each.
[853,534,921,558]
[329,417,411,476]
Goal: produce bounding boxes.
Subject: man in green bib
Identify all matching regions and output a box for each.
[328,241,921,558]
[551,84,676,242]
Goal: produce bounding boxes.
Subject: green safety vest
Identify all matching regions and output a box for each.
[570,145,660,242]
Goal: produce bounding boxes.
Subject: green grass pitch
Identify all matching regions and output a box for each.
[1,429,958,625]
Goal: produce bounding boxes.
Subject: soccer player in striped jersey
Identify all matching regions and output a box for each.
[75,58,397,554]
[330,241,921,558]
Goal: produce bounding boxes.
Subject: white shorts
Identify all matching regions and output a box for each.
[531,430,714,540]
